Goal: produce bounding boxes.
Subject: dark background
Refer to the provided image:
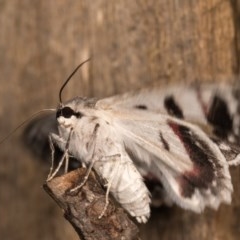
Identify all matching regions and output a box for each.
[0,1,240,239]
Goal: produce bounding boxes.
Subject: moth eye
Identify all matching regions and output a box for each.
[56,106,83,119]
[62,107,76,118]
[56,107,75,119]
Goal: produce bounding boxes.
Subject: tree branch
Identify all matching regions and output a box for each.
[43,168,140,240]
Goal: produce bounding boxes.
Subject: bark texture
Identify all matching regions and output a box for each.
[44,169,139,240]
[0,1,240,240]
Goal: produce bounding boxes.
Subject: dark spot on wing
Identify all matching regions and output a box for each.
[164,96,184,119]
[212,137,240,163]
[144,176,165,205]
[207,95,232,139]
[135,105,148,110]
[159,132,170,151]
[93,123,100,135]
[86,123,100,150]
[56,106,83,119]
[168,121,216,198]
[89,116,98,122]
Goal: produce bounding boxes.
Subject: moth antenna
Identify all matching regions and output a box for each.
[0,109,56,144]
[59,58,91,104]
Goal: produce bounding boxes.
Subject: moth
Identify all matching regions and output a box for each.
[31,59,240,224]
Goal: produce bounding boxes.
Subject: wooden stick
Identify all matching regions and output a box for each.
[43,168,140,240]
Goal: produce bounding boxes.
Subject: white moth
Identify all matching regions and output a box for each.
[47,60,240,223]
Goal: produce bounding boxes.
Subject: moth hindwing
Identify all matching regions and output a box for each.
[47,83,240,223]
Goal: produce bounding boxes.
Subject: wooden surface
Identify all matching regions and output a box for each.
[0,1,240,240]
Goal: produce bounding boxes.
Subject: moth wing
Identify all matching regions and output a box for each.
[113,111,233,212]
[23,113,57,158]
[97,84,240,144]
[97,85,200,113]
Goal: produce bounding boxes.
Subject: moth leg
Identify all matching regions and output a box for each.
[47,147,69,181]
[98,154,121,219]
[50,133,67,150]
[47,129,73,181]
[70,153,120,195]
[64,151,69,173]
[98,183,110,219]
[50,133,70,174]
[70,158,97,192]
[47,133,66,181]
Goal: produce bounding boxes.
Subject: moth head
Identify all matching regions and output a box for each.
[56,99,84,128]
[56,97,97,128]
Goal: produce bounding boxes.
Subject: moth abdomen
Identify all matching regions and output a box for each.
[94,153,151,223]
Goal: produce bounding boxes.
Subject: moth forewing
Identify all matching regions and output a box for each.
[109,108,233,212]
[97,83,240,144]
